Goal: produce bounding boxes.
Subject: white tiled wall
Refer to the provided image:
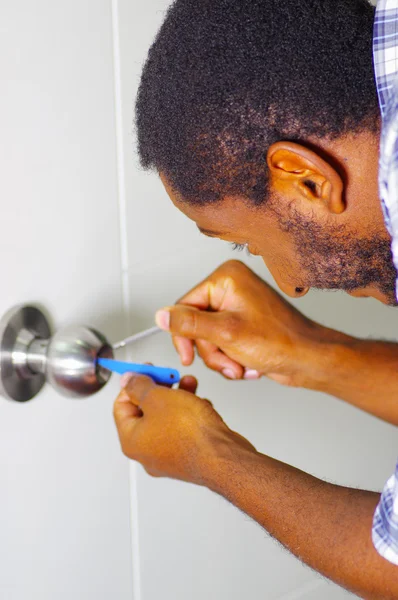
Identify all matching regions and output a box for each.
[117,1,397,599]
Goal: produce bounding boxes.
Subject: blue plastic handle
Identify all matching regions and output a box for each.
[97,357,180,386]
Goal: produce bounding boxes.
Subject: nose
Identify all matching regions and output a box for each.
[264,261,309,298]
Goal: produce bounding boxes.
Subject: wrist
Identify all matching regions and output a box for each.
[200,428,260,493]
[303,326,358,393]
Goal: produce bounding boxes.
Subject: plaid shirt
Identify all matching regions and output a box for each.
[372,0,398,566]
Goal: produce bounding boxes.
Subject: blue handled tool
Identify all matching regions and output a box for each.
[97,357,180,386]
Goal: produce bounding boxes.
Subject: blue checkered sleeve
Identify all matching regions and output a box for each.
[372,0,398,566]
[374,0,398,116]
[378,78,398,297]
[373,461,398,565]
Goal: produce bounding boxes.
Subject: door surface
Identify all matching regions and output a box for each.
[0,2,133,599]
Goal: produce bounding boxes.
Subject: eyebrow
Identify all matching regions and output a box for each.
[198,226,222,237]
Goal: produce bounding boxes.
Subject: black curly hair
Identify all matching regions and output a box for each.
[136,0,378,205]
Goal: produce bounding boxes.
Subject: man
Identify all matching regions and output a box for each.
[114,0,398,597]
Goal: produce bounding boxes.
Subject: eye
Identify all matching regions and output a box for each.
[231,243,252,256]
[231,243,246,252]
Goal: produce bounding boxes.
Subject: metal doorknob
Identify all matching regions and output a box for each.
[0,305,113,401]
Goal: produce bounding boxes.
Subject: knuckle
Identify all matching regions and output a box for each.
[120,435,142,461]
[128,375,156,401]
[199,398,218,421]
[204,355,220,370]
[218,261,251,293]
[219,313,242,343]
[175,309,199,337]
[203,398,214,409]
[118,428,140,459]
[223,259,246,273]
[129,374,151,389]
[201,353,222,372]
[196,342,219,370]
[120,439,134,458]
[144,467,161,478]
[121,446,130,459]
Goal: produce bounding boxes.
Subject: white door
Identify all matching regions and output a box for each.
[1,2,396,600]
[0,2,133,599]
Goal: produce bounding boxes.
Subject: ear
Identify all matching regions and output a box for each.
[267,141,345,215]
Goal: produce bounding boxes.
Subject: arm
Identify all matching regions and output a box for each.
[114,376,398,600]
[155,260,398,425]
[310,333,398,426]
[207,443,397,600]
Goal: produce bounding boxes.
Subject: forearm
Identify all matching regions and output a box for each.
[306,328,398,425]
[205,439,398,599]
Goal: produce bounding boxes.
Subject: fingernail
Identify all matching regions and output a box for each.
[222,368,236,380]
[155,309,170,331]
[243,369,261,380]
[120,373,133,388]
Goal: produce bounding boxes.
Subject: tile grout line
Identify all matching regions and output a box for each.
[110,2,142,600]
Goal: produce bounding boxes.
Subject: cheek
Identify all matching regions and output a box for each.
[256,229,299,273]
[263,245,302,277]
[256,230,309,288]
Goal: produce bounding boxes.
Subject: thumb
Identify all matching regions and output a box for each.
[113,388,142,441]
[156,305,227,344]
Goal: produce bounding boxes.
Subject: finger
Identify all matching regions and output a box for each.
[158,307,195,364]
[203,397,214,409]
[156,305,234,345]
[175,263,236,309]
[196,339,244,380]
[176,278,214,310]
[243,368,261,380]
[144,467,163,478]
[124,374,157,408]
[142,361,174,389]
[142,362,171,389]
[172,335,195,366]
[113,392,142,442]
[178,375,198,394]
[120,372,134,389]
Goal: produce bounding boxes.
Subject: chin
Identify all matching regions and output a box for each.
[348,288,398,306]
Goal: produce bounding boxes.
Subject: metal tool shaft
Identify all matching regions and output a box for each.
[112,326,161,350]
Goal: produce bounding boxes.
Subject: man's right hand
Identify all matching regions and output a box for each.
[155,260,341,386]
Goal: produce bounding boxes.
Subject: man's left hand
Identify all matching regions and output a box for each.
[113,374,255,484]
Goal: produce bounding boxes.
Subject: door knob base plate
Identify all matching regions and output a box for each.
[0,305,51,401]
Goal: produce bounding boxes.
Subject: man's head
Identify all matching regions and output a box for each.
[136,0,397,304]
